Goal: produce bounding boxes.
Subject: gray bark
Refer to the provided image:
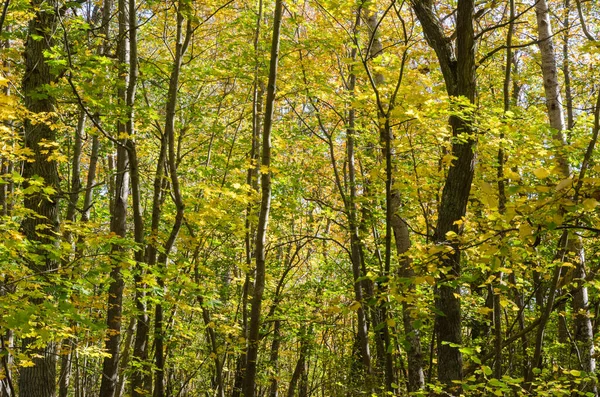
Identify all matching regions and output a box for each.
[533,2,596,392]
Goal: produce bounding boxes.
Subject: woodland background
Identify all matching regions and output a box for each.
[1,0,600,396]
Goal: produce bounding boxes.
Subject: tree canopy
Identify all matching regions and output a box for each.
[1,0,600,396]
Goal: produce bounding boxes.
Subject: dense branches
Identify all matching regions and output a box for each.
[2,0,600,396]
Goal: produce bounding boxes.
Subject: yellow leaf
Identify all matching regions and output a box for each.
[386,318,396,327]
[519,223,533,239]
[533,168,550,179]
[556,178,573,191]
[441,154,457,166]
[583,198,598,211]
[505,170,521,180]
[553,213,563,225]
[480,182,494,196]
[327,306,341,314]
[569,369,582,377]
[20,360,35,368]
[348,301,361,311]
[477,307,493,316]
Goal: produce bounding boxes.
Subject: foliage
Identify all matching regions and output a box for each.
[1,0,600,396]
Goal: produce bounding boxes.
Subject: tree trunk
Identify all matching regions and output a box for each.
[152,7,190,396]
[268,319,282,397]
[533,2,595,392]
[243,0,282,394]
[346,11,372,386]
[98,0,132,393]
[287,326,309,397]
[392,217,425,392]
[20,0,61,395]
[411,0,476,392]
[234,2,264,393]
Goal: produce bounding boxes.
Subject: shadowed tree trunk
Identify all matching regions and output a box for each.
[346,10,372,387]
[233,1,263,393]
[411,0,477,392]
[19,0,61,395]
[98,0,134,393]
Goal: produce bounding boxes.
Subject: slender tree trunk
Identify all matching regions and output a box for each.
[287,326,310,397]
[392,217,425,391]
[533,2,596,392]
[364,10,397,390]
[363,7,424,391]
[234,2,263,393]
[491,0,516,379]
[243,0,282,394]
[116,317,135,397]
[268,319,282,397]
[153,6,190,397]
[99,0,133,393]
[346,11,372,385]
[57,110,85,397]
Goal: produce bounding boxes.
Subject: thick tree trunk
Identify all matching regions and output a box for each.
[534,0,569,174]
[411,0,476,391]
[20,0,61,395]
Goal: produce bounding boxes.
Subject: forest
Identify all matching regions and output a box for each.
[1,0,600,395]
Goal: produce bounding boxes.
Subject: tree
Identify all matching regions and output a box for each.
[243,0,282,394]
[4,0,600,395]
[410,0,477,392]
[19,0,61,395]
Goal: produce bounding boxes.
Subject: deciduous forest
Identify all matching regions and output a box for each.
[1,0,600,395]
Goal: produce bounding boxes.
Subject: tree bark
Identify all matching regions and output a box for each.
[242,0,282,394]
[152,6,191,397]
[268,319,281,397]
[411,0,476,391]
[287,326,310,397]
[533,2,596,392]
[346,10,372,385]
[234,2,264,393]
[20,0,61,395]
[98,0,133,393]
